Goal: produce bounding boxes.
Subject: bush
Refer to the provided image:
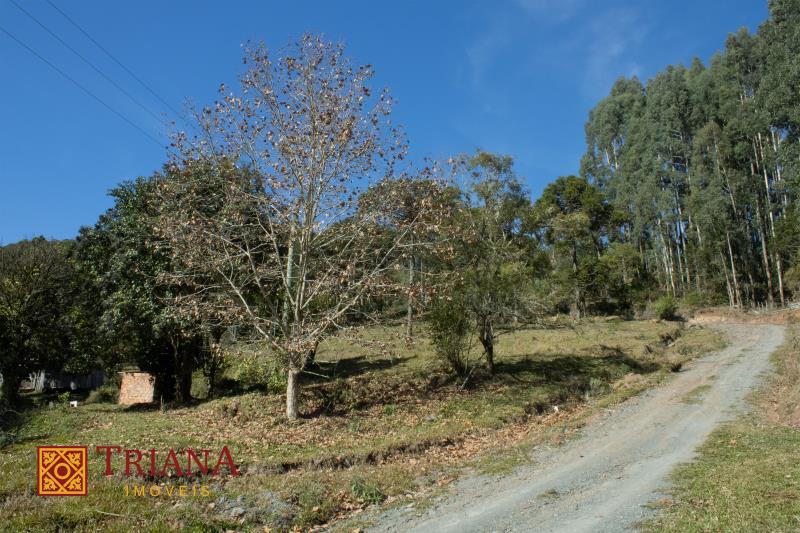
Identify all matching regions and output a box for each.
[85,384,119,404]
[681,291,707,310]
[295,480,336,526]
[223,348,286,394]
[57,391,72,406]
[427,296,474,374]
[190,370,210,399]
[653,295,679,321]
[350,477,385,505]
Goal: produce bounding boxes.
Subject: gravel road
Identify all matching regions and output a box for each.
[371,323,785,533]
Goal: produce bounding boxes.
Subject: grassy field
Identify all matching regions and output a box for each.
[645,320,800,532]
[0,319,723,532]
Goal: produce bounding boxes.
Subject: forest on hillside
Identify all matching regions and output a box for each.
[582,0,800,309]
[1,0,798,419]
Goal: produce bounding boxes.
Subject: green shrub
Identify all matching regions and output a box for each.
[57,391,71,406]
[85,384,119,404]
[351,477,385,505]
[681,291,706,310]
[427,295,474,374]
[295,480,336,526]
[223,348,286,394]
[653,295,679,320]
[190,370,210,399]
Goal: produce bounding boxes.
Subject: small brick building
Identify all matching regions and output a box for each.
[117,371,155,405]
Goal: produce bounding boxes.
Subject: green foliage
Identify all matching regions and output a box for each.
[785,264,800,296]
[427,295,473,375]
[443,151,543,372]
[351,477,386,505]
[580,0,800,308]
[74,176,212,403]
[56,392,71,406]
[680,291,717,311]
[84,384,119,404]
[530,175,618,317]
[224,348,286,394]
[653,295,679,321]
[0,238,81,405]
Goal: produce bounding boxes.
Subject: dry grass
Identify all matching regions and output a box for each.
[0,318,724,532]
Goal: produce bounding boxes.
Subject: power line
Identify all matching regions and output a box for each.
[0,24,166,149]
[9,0,169,127]
[45,0,185,122]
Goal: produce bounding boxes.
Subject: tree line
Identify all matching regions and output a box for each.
[582,0,800,308]
[2,1,798,418]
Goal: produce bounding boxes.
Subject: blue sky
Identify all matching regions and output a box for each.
[0,0,769,244]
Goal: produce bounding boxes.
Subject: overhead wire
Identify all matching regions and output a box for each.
[9,0,170,128]
[44,0,185,122]
[0,24,168,150]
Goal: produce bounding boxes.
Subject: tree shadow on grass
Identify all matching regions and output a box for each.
[0,431,51,449]
[494,350,660,387]
[302,347,661,418]
[121,403,163,413]
[1,401,57,449]
[306,355,412,383]
[301,356,423,418]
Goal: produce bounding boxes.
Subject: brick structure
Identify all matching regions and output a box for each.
[118,372,155,405]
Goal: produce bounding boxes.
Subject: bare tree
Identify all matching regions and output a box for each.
[154,35,444,419]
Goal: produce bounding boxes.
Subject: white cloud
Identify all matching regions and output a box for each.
[466,20,512,85]
[582,8,647,96]
[463,2,648,105]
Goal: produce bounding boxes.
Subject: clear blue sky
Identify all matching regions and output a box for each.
[0,0,769,244]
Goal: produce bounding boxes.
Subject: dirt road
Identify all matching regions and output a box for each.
[371,323,785,533]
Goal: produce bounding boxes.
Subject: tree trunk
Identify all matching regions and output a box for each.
[405,252,414,338]
[747,271,756,308]
[0,371,22,407]
[572,243,582,318]
[675,195,691,291]
[674,227,686,294]
[286,368,300,420]
[757,134,785,308]
[726,232,743,309]
[657,222,676,296]
[776,254,786,307]
[177,349,193,404]
[755,203,775,308]
[479,318,495,375]
[720,251,734,308]
[171,336,193,404]
[282,238,295,328]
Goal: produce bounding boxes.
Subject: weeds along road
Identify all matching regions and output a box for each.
[371,323,785,533]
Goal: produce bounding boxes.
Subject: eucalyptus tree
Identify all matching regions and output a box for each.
[580,0,800,307]
[758,0,800,302]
